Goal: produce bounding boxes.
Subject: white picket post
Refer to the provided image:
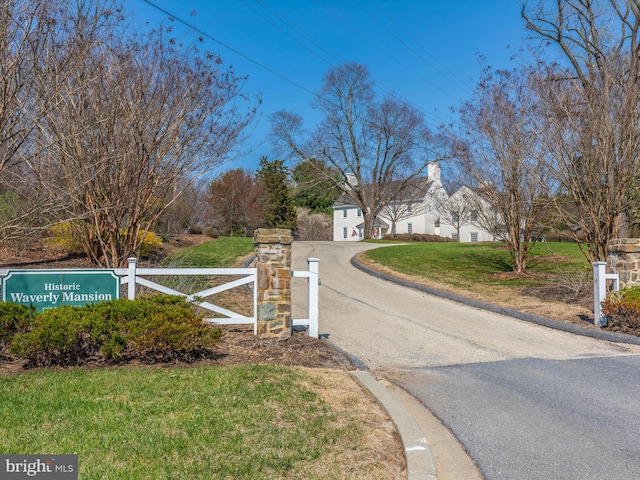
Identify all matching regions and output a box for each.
[307,258,319,338]
[593,261,619,327]
[127,257,137,300]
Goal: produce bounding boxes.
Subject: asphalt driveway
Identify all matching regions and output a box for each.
[291,241,640,480]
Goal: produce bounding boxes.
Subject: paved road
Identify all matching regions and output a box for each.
[291,241,640,480]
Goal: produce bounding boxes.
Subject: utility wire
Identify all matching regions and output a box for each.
[365,0,474,97]
[142,0,448,130]
[142,0,322,102]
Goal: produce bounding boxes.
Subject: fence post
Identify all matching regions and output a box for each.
[127,257,137,300]
[307,258,319,338]
[593,262,607,327]
[253,229,293,338]
[593,261,619,327]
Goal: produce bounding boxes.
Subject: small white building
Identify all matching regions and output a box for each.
[332,164,495,242]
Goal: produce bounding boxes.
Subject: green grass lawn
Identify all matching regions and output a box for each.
[0,365,370,479]
[164,237,254,267]
[363,241,590,291]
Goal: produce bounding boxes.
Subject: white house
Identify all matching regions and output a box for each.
[332,163,495,242]
[438,185,496,243]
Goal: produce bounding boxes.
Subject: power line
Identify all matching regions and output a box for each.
[365,0,474,97]
[142,0,448,131]
[142,0,322,102]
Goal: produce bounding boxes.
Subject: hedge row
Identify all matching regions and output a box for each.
[0,295,222,367]
[384,233,456,242]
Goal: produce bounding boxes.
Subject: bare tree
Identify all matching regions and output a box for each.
[35,10,257,266]
[271,62,443,239]
[155,179,204,235]
[455,66,551,272]
[203,169,263,237]
[524,0,640,261]
[0,0,53,175]
[0,0,81,243]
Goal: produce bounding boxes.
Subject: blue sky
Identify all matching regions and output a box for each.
[130,0,530,174]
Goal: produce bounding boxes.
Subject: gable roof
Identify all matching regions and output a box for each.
[333,176,435,207]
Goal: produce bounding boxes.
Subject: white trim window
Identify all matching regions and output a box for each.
[343,227,348,239]
[470,232,478,242]
[407,223,413,234]
[342,209,348,218]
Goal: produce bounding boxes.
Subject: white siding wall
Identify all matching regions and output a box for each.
[333,183,495,242]
[333,206,363,241]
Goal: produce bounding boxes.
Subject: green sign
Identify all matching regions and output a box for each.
[2,270,120,311]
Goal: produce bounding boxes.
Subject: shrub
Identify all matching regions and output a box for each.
[136,230,164,257]
[9,295,223,366]
[388,233,455,242]
[45,222,84,254]
[121,296,222,362]
[9,305,123,366]
[203,227,219,239]
[0,303,36,348]
[601,286,640,334]
[188,225,203,234]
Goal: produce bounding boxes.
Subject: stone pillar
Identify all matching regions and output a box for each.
[607,238,640,289]
[253,229,293,338]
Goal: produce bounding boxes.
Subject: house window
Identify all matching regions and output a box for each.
[434,218,440,228]
[451,233,458,240]
[357,209,362,217]
[343,227,348,239]
[452,213,459,223]
[470,232,478,242]
[408,203,413,214]
[428,204,433,212]
[407,223,413,234]
[342,209,347,218]
[470,210,479,222]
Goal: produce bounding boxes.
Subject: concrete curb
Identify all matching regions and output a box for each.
[350,371,438,480]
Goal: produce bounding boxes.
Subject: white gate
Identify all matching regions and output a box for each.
[116,257,258,330]
[117,257,319,336]
[0,257,320,337]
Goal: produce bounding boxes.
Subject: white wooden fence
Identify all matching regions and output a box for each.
[116,256,319,337]
[0,256,319,337]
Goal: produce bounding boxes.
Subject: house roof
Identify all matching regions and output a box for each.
[356,217,389,229]
[333,176,434,207]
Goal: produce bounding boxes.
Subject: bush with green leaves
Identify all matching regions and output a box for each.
[8,295,222,366]
[0,303,36,346]
[387,233,456,242]
[602,286,640,333]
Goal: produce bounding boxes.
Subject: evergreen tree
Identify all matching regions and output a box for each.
[256,157,297,230]
[291,158,340,214]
